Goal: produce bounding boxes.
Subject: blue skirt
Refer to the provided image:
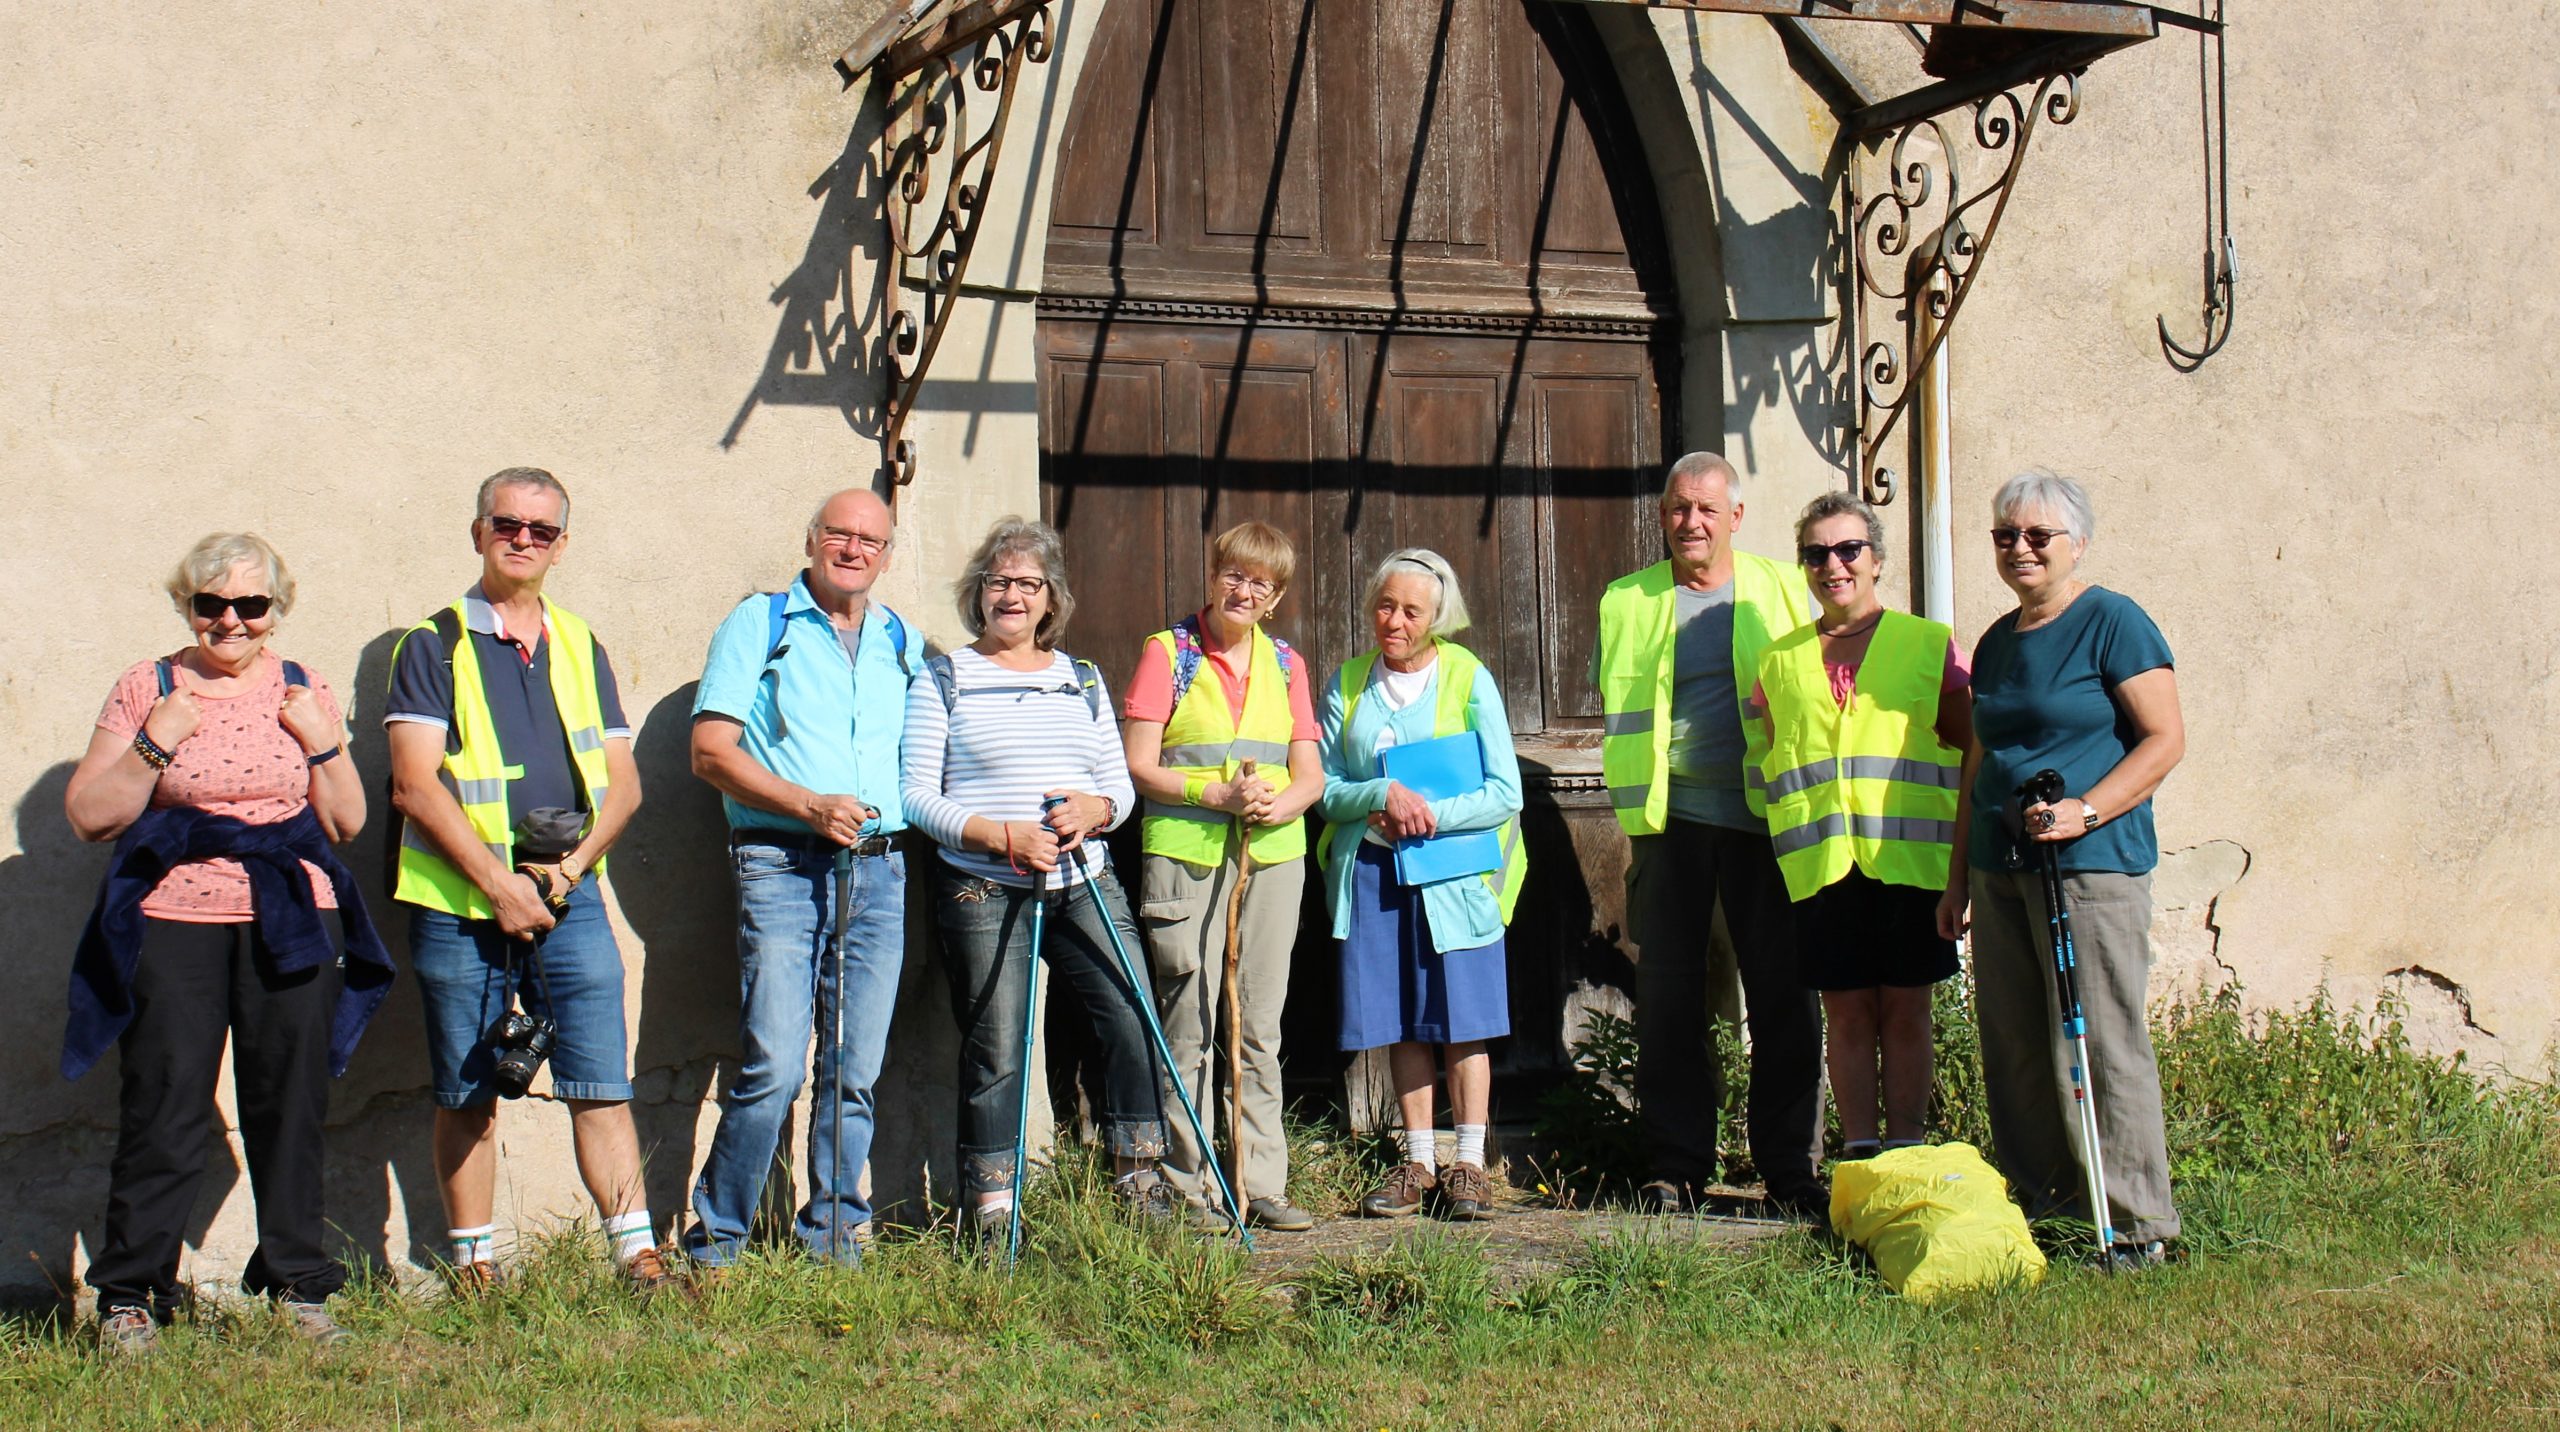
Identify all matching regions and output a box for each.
[1336,840,1510,1052]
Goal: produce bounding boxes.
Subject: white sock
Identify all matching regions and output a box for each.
[1454,1124,1487,1170]
[604,1211,655,1264]
[448,1224,497,1267]
[1403,1126,1438,1174]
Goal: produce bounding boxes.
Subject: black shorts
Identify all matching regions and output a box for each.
[1794,866,1959,991]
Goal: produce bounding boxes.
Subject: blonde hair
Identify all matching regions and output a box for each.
[165,533,296,619]
[1362,548,1470,639]
[1208,520,1296,593]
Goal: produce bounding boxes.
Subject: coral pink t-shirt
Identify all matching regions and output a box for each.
[96,653,345,922]
[1120,614,1320,741]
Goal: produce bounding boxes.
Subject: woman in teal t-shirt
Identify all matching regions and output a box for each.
[1938,469,2187,1267]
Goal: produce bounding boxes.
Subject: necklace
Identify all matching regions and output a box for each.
[2014,580,2085,632]
[1818,610,1883,641]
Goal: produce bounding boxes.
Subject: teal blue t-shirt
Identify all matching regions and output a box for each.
[1967,585,2174,876]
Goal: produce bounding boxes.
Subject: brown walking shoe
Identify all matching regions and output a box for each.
[1437,1162,1497,1221]
[1356,1161,1437,1218]
[443,1262,503,1300]
[621,1245,678,1300]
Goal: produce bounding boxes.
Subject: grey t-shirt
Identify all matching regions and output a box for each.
[835,621,863,668]
[1666,581,1757,831]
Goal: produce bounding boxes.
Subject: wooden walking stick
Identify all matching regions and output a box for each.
[1221,758,1257,1208]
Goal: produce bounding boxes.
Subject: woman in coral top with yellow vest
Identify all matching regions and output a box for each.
[1121,522,1327,1232]
[1753,492,1973,1163]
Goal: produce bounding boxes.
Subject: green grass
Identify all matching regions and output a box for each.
[7,988,2557,1430]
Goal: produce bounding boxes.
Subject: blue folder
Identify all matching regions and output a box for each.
[1378,732,1502,885]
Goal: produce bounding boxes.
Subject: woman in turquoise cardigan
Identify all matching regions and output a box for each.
[1316,548,1524,1222]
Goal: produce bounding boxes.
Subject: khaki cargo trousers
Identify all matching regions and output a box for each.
[1139,849,1307,1208]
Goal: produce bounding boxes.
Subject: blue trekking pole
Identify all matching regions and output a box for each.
[1005,864,1048,1269]
[826,845,853,1265]
[2020,768,2119,1261]
[1048,803,1252,1251]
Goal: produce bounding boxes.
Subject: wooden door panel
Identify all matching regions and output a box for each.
[1537,376,1653,727]
[1193,0,1326,254]
[1370,0,1501,260]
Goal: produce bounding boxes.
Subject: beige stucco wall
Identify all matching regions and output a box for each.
[5,0,2544,1301]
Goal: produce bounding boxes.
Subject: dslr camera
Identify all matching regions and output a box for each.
[484,808,587,1099]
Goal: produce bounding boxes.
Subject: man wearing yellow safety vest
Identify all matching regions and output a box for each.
[1593,452,1828,1220]
[384,469,667,1295]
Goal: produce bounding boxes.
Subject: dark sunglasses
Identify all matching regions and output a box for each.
[485,515,565,547]
[1798,539,1874,568]
[1990,526,2069,551]
[191,592,275,621]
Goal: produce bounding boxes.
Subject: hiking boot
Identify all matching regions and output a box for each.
[97,1306,158,1356]
[1357,1162,1436,1218]
[1437,1162,1497,1221]
[2109,1239,2172,1271]
[1762,1181,1832,1226]
[1245,1196,1318,1232]
[1116,1170,1181,1224]
[1636,1179,1694,1216]
[621,1246,678,1300]
[443,1262,503,1299]
[1186,1201,1235,1233]
[284,1300,350,1347]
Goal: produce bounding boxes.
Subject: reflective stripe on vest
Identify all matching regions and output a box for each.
[393,597,615,918]
[1595,553,1811,836]
[1139,626,1308,866]
[1317,640,1527,924]
[1755,609,1961,901]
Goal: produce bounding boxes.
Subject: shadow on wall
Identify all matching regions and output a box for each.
[719,104,893,454]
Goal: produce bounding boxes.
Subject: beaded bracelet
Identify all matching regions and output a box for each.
[131,731,174,771]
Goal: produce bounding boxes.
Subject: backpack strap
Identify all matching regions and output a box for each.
[925,652,959,715]
[1270,635,1295,688]
[765,588,793,663]
[1068,656,1106,722]
[154,659,174,698]
[280,659,309,689]
[1167,616,1207,710]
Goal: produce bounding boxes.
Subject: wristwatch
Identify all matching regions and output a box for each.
[2077,800,2101,830]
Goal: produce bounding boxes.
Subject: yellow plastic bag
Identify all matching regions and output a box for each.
[1828,1142,2047,1303]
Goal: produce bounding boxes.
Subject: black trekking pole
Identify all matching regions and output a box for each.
[2018,768,2120,1260]
[826,844,854,1265]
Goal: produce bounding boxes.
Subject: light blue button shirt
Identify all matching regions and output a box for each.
[693,577,914,835]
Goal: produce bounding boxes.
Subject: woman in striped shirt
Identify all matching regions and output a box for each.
[902,518,1168,1233]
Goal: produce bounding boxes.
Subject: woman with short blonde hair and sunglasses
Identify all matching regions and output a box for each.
[63,533,392,1352]
[1121,521,1327,1232]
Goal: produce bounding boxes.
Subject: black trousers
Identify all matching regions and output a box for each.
[88,918,343,1315]
[1627,818,1826,1199]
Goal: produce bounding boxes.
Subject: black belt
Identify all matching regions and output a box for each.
[730,828,897,858]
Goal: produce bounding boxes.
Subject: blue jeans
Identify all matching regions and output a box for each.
[409,881,631,1108]
[935,861,1168,1195]
[686,842,906,1266]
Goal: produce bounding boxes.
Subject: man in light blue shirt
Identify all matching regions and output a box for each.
[683,488,917,1268]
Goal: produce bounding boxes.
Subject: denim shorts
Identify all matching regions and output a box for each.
[407,881,632,1108]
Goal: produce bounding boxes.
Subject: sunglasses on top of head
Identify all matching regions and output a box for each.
[484,515,564,547]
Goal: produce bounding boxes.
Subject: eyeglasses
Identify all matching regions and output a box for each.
[484,515,564,547]
[980,574,1050,597]
[1217,570,1277,599]
[818,528,891,555]
[1798,539,1874,569]
[1990,526,2070,551]
[190,592,275,621]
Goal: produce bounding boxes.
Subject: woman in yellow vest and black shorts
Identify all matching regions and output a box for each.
[1121,522,1327,1232]
[1753,493,1973,1162]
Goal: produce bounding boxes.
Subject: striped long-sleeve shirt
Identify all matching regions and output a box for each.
[902,647,1137,889]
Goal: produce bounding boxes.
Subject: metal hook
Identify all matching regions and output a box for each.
[2157,3,2235,371]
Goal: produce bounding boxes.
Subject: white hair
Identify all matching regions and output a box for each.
[1662,451,1741,505]
[1992,468,2095,545]
[166,533,297,618]
[1363,548,1470,640]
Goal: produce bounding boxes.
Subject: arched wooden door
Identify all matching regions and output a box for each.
[1038,0,1677,1116]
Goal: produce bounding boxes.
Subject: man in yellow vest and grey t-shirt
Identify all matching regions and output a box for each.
[1593,452,1828,1219]
[383,469,666,1293]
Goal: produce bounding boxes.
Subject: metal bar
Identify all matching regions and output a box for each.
[1847,32,2124,134]
[882,0,1053,80]
[1770,14,1879,112]
[1544,0,2159,41]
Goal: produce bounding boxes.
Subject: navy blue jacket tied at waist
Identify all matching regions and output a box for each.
[65,804,397,1081]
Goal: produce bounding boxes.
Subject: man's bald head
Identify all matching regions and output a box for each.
[805,487,896,605]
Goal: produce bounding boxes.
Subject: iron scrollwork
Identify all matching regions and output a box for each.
[1845,70,2080,506]
[878,4,1054,488]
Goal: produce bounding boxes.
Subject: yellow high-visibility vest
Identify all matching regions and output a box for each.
[392,598,614,918]
[1756,609,1962,901]
[1596,553,1810,835]
[1138,622,1308,866]
[1318,640,1527,924]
